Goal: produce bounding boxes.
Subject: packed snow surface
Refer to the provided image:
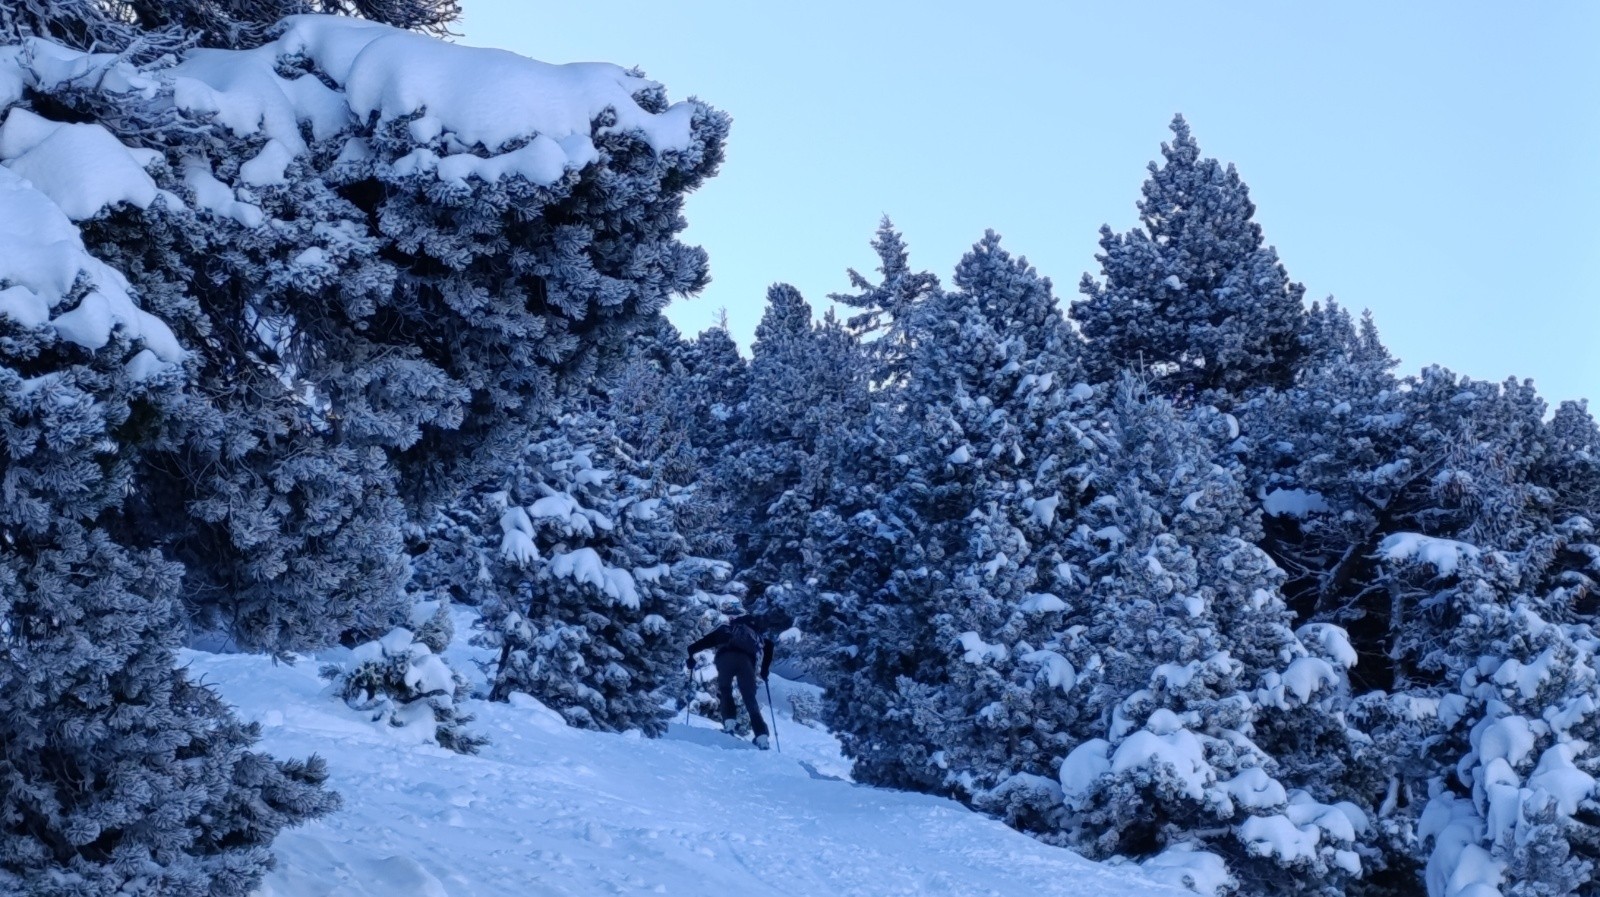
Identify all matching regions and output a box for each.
[182,616,1185,897]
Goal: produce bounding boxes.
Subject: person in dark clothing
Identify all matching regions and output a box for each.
[686,614,776,749]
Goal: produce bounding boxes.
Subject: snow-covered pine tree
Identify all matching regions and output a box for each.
[1240,320,1555,694]
[1057,379,1369,897]
[603,317,748,559]
[814,232,1095,804]
[324,618,486,754]
[1371,516,1600,897]
[671,323,750,474]
[8,18,729,652]
[724,284,869,601]
[831,217,940,389]
[72,118,419,654]
[888,233,1094,819]
[406,503,498,609]
[1537,400,1600,525]
[1074,115,1306,397]
[1234,301,1404,649]
[478,410,727,735]
[0,166,336,897]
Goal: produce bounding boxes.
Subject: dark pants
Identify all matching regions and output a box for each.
[715,651,767,737]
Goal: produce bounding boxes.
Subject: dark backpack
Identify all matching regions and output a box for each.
[725,620,761,660]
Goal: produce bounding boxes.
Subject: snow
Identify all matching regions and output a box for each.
[0,109,160,220]
[165,15,696,189]
[1474,715,1537,770]
[182,157,266,227]
[1140,844,1234,897]
[379,627,416,656]
[1528,742,1596,816]
[958,631,1009,664]
[550,547,641,609]
[0,284,47,328]
[498,506,539,565]
[1491,647,1556,700]
[527,492,595,535]
[1222,767,1287,810]
[1028,492,1062,527]
[1237,813,1319,864]
[0,165,182,370]
[1020,649,1076,692]
[404,653,456,696]
[239,138,296,187]
[1262,488,1331,518]
[1059,738,1112,801]
[176,632,1181,897]
[1420,793,1504,897]
[1111,729,1212,802]
[1151,660,1202,690]
[1018,592,1068,613]
[1296,623,1358,669]
[1280,657,1338,703]
[1380,533,1481,576]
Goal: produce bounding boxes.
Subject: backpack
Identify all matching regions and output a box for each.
[725,619,762,660]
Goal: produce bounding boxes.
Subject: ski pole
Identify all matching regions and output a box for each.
[764,678,781,753]
[682,667,697,725]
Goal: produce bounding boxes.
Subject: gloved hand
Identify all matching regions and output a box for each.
[685,656,697,672]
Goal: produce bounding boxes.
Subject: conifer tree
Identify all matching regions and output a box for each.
[832,217,940,388]
[603,318,749,560]
[1075,115,1306,396]
[1058,380,1369,896]
[1372,518,1600,897]
[0,167,336,897]
[478,410,727,734]
[1237,300,1402,622]
[892,233,1096,824]
[815,232,1091,794]
[11,20,729,652]
[725,284,869,599]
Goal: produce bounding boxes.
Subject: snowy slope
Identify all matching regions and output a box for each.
[182,616,1183,897]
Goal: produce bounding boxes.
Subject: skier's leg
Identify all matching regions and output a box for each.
[715,654,738,725]
[735,657,767,737]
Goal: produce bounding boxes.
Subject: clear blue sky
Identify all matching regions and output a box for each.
[462,1,1599,409]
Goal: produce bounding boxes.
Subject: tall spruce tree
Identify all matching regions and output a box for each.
[890,232,1097,825]
[603,318,749,560]
[814,232,1092,794]
[725,284,869,601]
[832,217,940,389]
[1075,115,1306,396]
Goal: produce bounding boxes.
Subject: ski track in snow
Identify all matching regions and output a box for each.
[182,644,1180,897]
